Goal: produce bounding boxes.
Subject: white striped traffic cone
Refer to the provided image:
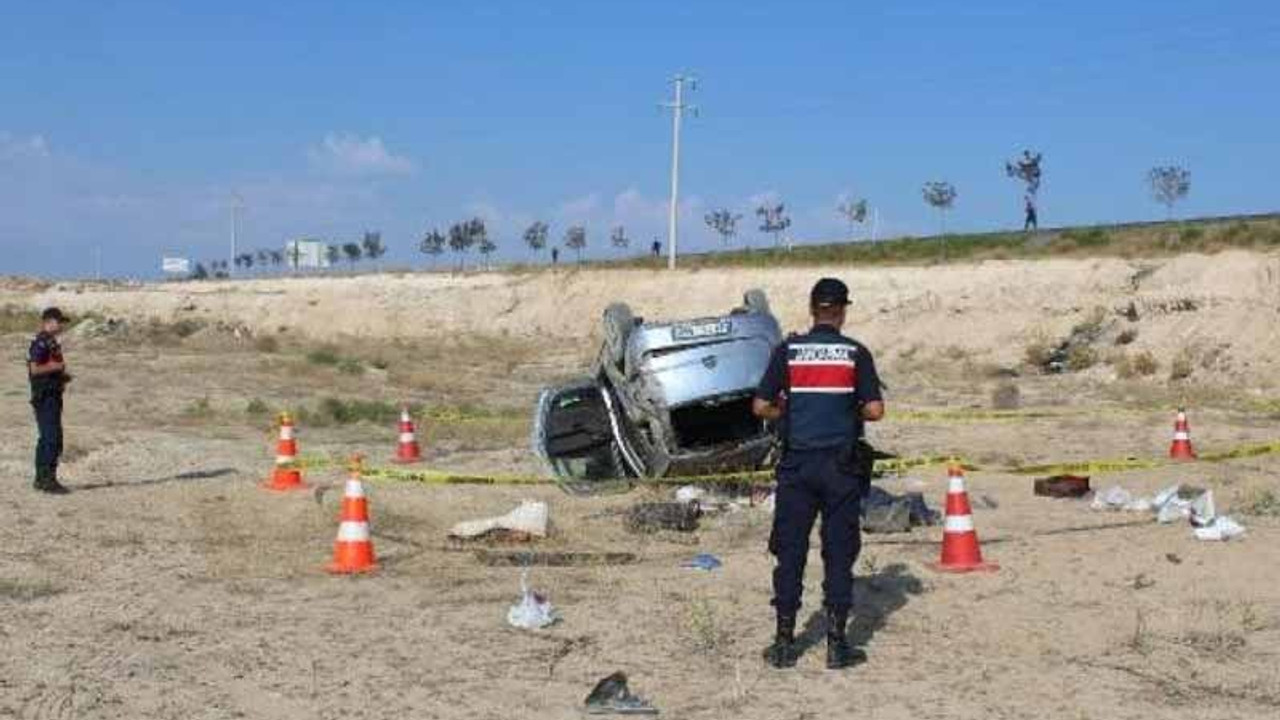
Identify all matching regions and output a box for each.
[1169,408,1196,461]
[328,456,377,574]
[930,464,998,573]
[263,412,307,491]
[392,406,422,464]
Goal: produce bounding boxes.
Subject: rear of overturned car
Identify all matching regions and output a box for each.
[534,291,782,489]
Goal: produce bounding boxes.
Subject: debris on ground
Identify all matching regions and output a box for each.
[584,672,659,716]
[674,485,731,512]
[1034,474,1091,498]
[449,500,549,541]
[1153,485,1214,525]
[506,569,558,630]
[1193,516,1247,541]
[474,550,639,567]
[680,553,722,571]
[1090,486,1153,512]
[862,487,939,534]
[625,502,699,534]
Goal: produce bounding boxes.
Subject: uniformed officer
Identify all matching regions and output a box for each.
[753,278,884,669]
[28,307,72,495]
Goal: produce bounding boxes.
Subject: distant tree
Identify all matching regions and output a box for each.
[447,221,475,269]
[361,231,386,267]
[419,229,446,268]
[523,221,549,259]
[325,244,341,268]
[191,262,209,281]
[286,243,302,270]
[471,218,497,269]
[237,253,255,272]
[704,209,742,248]
[756,202,791,248]
[1147,165,1191,220]
[836,197,868,240]
[341,242,362,266]
[1006,150,1044,227]
[922,180,958,257]
[269,250,284,271]
[610,225,630,253]
[564,225,587,262]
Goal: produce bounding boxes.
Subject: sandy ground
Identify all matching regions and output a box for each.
[3,254,1280,719]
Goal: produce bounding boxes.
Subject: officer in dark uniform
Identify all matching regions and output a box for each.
[753,278,884,669]
[28,307,72,494]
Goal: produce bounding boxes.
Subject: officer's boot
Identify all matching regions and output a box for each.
[34,466,68,495]
[825,608,866,670]
[763,614,799,669]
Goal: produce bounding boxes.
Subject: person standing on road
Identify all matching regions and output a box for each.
[752,278,884,670]
[28,307,72,494]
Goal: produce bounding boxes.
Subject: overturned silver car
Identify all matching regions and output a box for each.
[533,290,782,486]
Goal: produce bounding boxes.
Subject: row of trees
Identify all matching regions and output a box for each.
[192,231,386,279]
[193,155,1193,278]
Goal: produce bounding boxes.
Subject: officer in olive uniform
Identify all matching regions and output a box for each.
[753,278,885,669]
[28,307,72,494]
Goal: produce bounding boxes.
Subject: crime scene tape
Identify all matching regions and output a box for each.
[292,438,1280,488]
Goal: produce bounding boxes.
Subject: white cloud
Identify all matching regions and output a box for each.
[307,133,415,176]
[0,131,51,160]
[555,193,601,223]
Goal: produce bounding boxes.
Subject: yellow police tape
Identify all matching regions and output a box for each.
[289,438,1280,487]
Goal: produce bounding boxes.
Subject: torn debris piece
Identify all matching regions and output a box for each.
[585,672,659,716]
[449,500,550,541]
[681,553,722,571]
[1193,516,1246,541]
[506,569,559,630]
[625,502,699,533]
[1034,474,1091,498]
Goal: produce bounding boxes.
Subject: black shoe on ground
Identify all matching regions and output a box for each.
[34,476,70,495]
[826,609,867,670]
[764,614,799,669]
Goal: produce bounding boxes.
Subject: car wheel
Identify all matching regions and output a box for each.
[743,288,771,315]
[602,302,635,369]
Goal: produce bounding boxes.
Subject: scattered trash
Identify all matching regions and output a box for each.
[977,494,1000,510]
[674,485,730,512]
[1034,474,1091,498]
[1193,516,1246,542]
[863,487,939,534]
[625,502,699,534]
[506,569,558,630]
[475,550,638,567]
[1154,485,1214,526]
[449,500,550,541]
[1090,486,1150,512]
[584,672,659,716]
[1131,573,1156,590]
[681,553,722,571]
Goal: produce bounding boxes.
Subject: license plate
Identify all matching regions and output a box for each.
[671,319,732,341]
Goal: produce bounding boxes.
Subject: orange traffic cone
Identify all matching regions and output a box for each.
[391,406,422,464]
[328,456,377,574]
[262,412,307,491]
[931,464,998,573]
[1169,408,1196,461]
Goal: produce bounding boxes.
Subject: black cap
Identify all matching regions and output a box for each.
[41,307,68,322]
[809,278,851,308]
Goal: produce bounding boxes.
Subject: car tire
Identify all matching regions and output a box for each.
[602,302,635,369]
[743,288,771,315]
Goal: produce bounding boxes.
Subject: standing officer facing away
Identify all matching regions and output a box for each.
[28,307,72,494]
[753,278,884,669]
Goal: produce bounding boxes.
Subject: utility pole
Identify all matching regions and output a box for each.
[230,192,244,277]
[661,74,697,270]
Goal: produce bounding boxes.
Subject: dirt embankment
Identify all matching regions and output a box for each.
[9,249,1280,388]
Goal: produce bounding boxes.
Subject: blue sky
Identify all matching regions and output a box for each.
[1,1,1277,277]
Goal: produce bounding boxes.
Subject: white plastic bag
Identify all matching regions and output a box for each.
[506,570,558,630]
[1091,486,1134,511]
[1193,516,1245,541]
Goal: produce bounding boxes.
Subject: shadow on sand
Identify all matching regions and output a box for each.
[794,562,925,659]
[72,467,239,492]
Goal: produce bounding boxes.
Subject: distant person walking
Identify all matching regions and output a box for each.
[1024,196,1038,231]
[28,307,72,494]
[651,239,661,259]
[551,247,560,265]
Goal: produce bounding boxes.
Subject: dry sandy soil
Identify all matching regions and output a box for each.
[3,251,1280,719]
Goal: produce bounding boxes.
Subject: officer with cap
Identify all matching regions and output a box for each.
[753,277,884,669]
[28,307,73,494]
